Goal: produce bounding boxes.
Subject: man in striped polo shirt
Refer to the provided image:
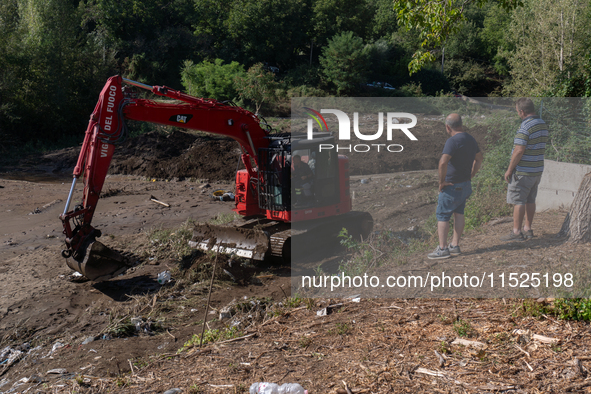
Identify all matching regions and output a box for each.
[501,98,548,241]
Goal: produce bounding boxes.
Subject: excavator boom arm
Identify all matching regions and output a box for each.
[59,76,271,279]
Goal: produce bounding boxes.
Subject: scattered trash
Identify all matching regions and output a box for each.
[42,341,63,358]
[157,270,172,285]
[219,306,233,321]
[0,348,23,370]
[46,368,67,375]
[163,389,183,394]
[68,271,87,282]
[360,178,369,184]
[129,316,159,335]
[131,317,143,332]
[211,189,235,201]
[316,303,344,316]
[51,342,64,353]
[250,382,307,394]
[81,336,95,345]
[223,269,237,282]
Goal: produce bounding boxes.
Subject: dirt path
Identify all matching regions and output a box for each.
[1,120,590,393]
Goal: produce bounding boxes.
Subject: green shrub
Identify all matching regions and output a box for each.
[320,31,370,95]
[181,59,245,101]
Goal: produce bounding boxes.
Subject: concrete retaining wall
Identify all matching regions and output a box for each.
[537,159,591,212]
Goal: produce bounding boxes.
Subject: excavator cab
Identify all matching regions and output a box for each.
[290,135,340,209]
[191,133,353,262]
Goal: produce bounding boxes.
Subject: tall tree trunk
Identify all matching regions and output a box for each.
[559,172,591,243]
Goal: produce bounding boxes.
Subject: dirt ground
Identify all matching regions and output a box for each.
[1,119,590,393]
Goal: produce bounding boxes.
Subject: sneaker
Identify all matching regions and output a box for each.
[523,229,534,240]
[500,231,524,242]
[448,244,461,256]
[428,246,451,260]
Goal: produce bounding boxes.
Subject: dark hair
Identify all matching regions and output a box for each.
[516,98,535,114]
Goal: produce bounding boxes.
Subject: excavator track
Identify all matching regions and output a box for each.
[190,218,289,261]
[190,211,373,263]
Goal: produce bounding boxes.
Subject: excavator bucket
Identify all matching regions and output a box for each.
[66,241,129,281]
[189,223,270,260]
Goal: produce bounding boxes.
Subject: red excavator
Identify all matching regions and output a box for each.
[60,76,372,280]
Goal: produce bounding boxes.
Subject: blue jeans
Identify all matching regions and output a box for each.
[436,181,473,222]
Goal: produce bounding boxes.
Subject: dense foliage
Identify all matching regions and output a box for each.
[0,0,590,150]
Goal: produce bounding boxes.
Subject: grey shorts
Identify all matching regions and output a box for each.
[507,174,542,205]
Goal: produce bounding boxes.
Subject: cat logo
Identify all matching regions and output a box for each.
[169,114,193,124]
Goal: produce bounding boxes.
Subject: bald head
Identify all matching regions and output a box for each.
[445,113,463,131]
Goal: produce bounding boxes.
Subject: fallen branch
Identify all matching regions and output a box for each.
[433,350,446,367]
[514,344,530,358]
[150,195,170,207]
[451,338,487,349]
[512,329,559,344]
[342,380,353,394]
[415,368,447,378]
[216,333,256,345]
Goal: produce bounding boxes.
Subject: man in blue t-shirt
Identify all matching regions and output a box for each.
[428,113,484,260]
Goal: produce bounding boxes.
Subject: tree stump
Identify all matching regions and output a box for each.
[559,172,591,243]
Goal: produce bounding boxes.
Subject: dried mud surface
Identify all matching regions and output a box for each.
[1,119,590,393]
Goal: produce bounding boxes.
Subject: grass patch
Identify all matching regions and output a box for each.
[453,319,475,338]
[209,212,240,225]
[147,219,195,260]
[179,326,243,351]
[519,298,591,322]
[337,227,431,277]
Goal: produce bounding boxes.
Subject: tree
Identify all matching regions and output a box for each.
[1,0,115,143]
[226,0,312,67]
[503,0,591,96]
[234,63,279,116]
[319,31,370,95]
[311,0,375,48]
[393,0,522,74]
[88,0,199,87]
[191,0,238,61]
[560,173,591,243]
[551,54,591,97]
[480,3,513,75]
[368,0,400,40]
[180,59,245,101]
